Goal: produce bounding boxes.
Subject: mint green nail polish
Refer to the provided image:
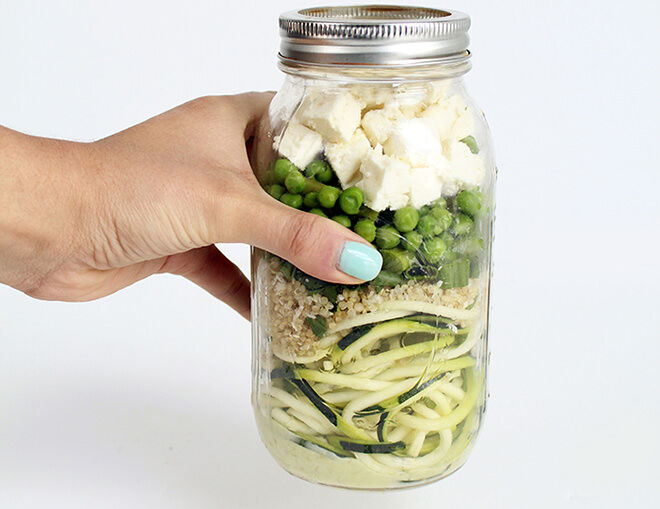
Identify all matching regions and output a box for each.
[338,241,382,281]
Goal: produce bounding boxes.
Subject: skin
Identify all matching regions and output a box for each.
[0,93,376,320]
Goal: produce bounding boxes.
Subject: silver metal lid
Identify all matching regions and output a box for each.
[279,5,470,66]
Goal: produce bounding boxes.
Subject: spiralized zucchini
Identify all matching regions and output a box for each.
[268,305,484,479]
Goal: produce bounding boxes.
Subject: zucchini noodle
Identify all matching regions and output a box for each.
[332,309,414,333]
[341,335,455,374]
[342,378,418,423]
[271,408,317,436]
[318,389,366,405]
[270,387,336,428]
[375,356,474,381]
[426,391,453,416]
[339,320,440,364]
[380,300,479,321]
[396,370,480,432]
[295,368,393,391]
[287,408,335,435]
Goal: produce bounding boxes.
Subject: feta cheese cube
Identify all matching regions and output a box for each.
[425,81,450,105]
[295,90,361,143]
[324,128,371,187]
[391,84,427,118]
[420,95,471,141]
[450,107,475,140]
[361,103,402,146]
[408,166,444,208]
[350,85,393,110]
[383,118,446,168]
[356,145,411,211]
[441,139,486,195]
[274,122,323,170]
[389,81,450,116]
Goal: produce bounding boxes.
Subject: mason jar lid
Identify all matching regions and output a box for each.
[279,5,470,67]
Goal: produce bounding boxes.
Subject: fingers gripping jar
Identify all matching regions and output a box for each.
[251,6,495,489]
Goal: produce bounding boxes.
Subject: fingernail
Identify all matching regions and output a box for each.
[338,241,382,281]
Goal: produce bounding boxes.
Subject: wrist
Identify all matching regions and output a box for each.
[0,128,91,293]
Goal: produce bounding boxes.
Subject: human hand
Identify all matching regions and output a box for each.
[0,93,382,319]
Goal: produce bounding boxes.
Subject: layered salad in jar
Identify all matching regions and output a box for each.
[253,80,492,488]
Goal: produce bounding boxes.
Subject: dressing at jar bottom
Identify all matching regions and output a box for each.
[254,406,483,489]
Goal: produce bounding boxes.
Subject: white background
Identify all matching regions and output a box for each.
[1,0,659,507]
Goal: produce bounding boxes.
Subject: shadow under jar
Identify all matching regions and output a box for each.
[250,5,495,489]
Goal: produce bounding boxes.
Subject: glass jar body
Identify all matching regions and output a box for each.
[251,64,495,489]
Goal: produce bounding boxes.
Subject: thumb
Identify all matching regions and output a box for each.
[234,194,382,284]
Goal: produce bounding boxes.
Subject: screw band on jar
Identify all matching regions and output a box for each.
[279,6,471,66]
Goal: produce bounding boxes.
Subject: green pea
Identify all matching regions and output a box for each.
[422,237,448,264]
[376,225,400,249]
[416,214,437,239]
[431,206,453,234]
[280,193,303,209]
[460,135,479,154]
[267,184,285,200]
[309,208,328,218]
[439,231,455,248]
[316,166,333,183]
[452,213,474,236]
[303,192,319,209]
[284,170,306,194]
[273,158,297,184]
[338,187,364,215]
[393,206,419,233]
[403,231,423,252]
[354,219,376,242]
[332,215,352,228]
[382,248,412,274]
[318,185,341,209]
[432,197,447,208]
[305,160,333,183]
[456,189,482,217]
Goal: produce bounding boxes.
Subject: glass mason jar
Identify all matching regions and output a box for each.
[250,6,495,489]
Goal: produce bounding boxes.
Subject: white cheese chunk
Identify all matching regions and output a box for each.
[295,90,361,143]
[420,95,471,141]
[356,145,411,211]
[324,128,371,187]
[361,103,402,146]
[441,139,486,195]
[450,107,475,140]
[274,122,323,170]
[383,118,446,168]
[388,81,450,117]
[350,85,393,110]
[425,81,451,105]
[391,84,427,118]
[408,166,444,208]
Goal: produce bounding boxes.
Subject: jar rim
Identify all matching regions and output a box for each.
[279,5,471,67]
